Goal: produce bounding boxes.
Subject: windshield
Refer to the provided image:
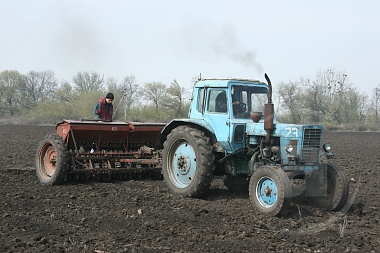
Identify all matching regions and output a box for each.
[231,85,268,119]
[250,93,267,113]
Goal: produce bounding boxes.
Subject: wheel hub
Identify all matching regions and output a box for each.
[264,186,272,196]
[176,154,191,175]
[43,146,57,177]
[169,140,197,188]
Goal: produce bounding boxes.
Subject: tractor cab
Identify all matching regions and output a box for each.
[188,78,271,152]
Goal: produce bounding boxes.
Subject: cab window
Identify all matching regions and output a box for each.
[208,90,227,113]
[197,88,205,112]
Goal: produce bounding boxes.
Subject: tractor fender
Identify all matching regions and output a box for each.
[156,119,217,150]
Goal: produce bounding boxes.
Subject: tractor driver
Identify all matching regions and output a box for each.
[232,93,246,115]
[215,91,246,115]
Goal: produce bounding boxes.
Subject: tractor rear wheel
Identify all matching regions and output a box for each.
[249,166,292,217]
[162,126,215,198]
[308,163,349,211]
[36,134,70,185]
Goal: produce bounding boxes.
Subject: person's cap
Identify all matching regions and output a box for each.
[106,93,114,100]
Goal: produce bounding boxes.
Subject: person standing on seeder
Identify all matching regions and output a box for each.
[93,93,114,121]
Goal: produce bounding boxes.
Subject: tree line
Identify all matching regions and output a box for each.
[276,68,379,131]
[0,68,379,131]
[0,70,191,124]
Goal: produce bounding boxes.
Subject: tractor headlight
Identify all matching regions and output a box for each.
[285,144,293,154]
[323,143,331,152]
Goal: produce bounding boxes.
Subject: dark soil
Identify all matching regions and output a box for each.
[0,125,379,252]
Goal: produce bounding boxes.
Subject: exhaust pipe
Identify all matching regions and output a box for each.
[264,73,274,142]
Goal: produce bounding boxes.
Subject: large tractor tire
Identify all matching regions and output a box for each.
[249,166,292,217]
[36,134,70,185]
[307,163,349,211]
[162,126,215,198]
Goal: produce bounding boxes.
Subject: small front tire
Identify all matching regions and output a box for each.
[249,166,291,217]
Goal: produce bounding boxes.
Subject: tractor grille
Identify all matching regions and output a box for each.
[302,128,322,164]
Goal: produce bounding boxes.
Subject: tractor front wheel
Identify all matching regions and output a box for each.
[249,166,292,217]
[35,134,70,185]
[162,126,215,198]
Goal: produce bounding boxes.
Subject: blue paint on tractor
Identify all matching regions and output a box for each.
[169,139,196,188]
[159,77,331,177]
[159,74,349,216]
[256,177,278,208]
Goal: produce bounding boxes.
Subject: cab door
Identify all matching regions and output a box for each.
[203,89,232,151]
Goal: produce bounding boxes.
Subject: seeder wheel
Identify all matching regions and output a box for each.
[35,134,70,185]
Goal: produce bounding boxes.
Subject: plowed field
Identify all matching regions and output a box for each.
[0,124,379,252]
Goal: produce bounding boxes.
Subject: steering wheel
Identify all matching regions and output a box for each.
[233,102,247,114]
[239,103,247,112]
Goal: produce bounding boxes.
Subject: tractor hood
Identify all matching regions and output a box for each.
[246,122,323,144]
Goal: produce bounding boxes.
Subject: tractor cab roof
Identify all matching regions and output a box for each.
[194,78,268,88]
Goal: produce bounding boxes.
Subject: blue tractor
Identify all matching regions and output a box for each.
[158,74,349,216]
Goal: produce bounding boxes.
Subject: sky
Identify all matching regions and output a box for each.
[0,0,379,96]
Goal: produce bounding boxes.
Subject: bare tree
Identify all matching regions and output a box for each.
[123,75,138,107]
[0,70,23,115]
[21,70,57,106]
[54,81,74,103]
[358,93,369,123]
[117,75,139,121]
[278,79,307,123]
[72,71,104,92]
[341,88,364,123]
[305,80,328,122]
[161,80,186,117]
[106,77,118,89]
[306,68,352,124]
[143,82,167,118]
[373,87,380,124]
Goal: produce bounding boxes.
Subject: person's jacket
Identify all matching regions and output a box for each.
[93,97,113,121]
